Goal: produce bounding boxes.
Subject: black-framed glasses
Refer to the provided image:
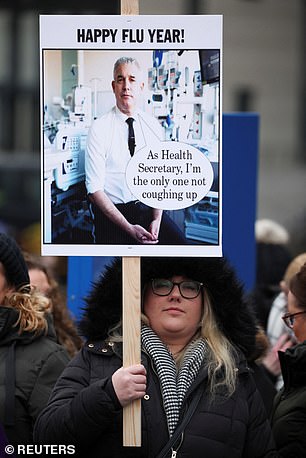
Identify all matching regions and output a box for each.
[151,278,203,299]
[282,310,306,329]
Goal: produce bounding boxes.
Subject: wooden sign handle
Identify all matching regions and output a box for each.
[122,256,141,446]
[121,0,141,447]
[121,0,139,15]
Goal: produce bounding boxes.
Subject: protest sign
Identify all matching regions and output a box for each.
[40,14,222,257]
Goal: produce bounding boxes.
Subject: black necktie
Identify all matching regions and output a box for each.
[126,117,136,157]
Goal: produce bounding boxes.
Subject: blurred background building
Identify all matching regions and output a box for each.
[0,0,305,258]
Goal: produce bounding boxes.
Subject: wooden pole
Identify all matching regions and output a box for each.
[122,257,141,446]
[121,1,141,448]
[121,0,139,15]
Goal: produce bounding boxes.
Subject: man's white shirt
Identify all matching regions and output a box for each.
[85,106,163,204]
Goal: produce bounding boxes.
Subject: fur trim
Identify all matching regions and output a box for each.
[79,257,257,358]
[79,258,122,342]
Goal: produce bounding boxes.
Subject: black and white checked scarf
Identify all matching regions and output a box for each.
[141,324,207,436]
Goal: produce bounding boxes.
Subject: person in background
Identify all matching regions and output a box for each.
[24,252,83,358]
[247,326,277,416]
[0,233,69,447]
[271,262,306,457]
[34,257,277,457]
[249,219,292,330]
[264,252,306,389]
[267,252,306,347]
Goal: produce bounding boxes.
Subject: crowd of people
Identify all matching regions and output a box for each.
[0,228,306,457]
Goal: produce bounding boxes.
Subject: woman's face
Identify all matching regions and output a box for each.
[287,290,306,343]
[0,262,14,304]
[143,275,203,345]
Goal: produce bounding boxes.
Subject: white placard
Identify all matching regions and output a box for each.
[40,14,222,256]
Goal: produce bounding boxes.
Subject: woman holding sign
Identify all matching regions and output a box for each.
[34,257,277,457]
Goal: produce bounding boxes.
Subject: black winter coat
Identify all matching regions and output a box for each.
[271,341,306,457]
[34,341,277,458]
[34,257,277,457]
[0,306,70,447]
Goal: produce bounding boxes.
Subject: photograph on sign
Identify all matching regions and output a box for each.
[40,15,222,256]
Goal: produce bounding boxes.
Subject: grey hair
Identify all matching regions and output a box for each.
[113,57,142,79]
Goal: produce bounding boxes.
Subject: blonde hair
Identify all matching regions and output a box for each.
[3,285,51,335]
[283,253,306,286]
[198,289,238,397]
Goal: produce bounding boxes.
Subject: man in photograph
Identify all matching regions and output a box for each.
[85,56,186,245]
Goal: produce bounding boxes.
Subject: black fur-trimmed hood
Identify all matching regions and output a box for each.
[79,257,257,358]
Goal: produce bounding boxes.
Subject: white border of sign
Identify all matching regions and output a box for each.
[40,14,223,256]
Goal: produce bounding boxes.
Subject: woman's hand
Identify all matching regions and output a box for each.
[112,364,147,407]
[262,333,294,376]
